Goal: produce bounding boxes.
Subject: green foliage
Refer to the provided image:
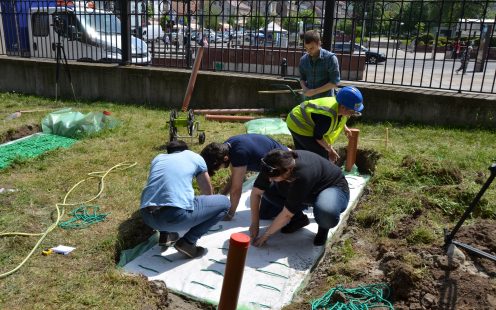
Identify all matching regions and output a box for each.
[245,16,266,30]
[407,226,437,245]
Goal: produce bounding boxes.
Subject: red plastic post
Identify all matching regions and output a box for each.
[345,128,360,172]
[218,233,251,310]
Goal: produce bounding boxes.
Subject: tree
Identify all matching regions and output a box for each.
[245,16,265,30]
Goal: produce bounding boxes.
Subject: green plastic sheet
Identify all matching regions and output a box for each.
[41,108,120,138]
[0,133,76,169]
[244,118,291,135]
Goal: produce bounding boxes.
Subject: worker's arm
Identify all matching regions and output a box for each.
[303,82,337,98]
[300,79,309,93]
[220,176,232,195]
[196,172,213,195]
[224,165,247,220]
[312,113,339,162]
[253,207,294,247]
[344,124,352,139]
[316,138,339,162]
[249,187,264,240]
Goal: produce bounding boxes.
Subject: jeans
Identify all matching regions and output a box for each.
[140,195,229,244]
[260,185,349,229]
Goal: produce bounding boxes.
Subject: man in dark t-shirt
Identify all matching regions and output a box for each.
[201,134,288,220]
[249,149,349,246]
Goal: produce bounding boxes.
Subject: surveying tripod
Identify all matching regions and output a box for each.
[53,16,77,102]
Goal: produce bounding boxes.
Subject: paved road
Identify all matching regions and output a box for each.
[149,41,496,95]
[365,48,496,94]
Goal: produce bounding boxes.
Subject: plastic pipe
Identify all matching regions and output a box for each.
[193,108,265,115]
[204,114,256,122]
[218,233,250,310]
[181,46,204,112]
[345,128,360,172]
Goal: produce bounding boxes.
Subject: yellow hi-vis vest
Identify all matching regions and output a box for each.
[286,97,348,144]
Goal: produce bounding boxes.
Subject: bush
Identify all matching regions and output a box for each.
[418,33,434,45]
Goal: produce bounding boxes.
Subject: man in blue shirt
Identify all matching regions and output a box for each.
[299,30,340,99]
[200,134,288,220]
[140,140,230,258]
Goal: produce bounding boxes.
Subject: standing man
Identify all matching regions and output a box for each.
[200,134,288,220]
[299,30,341,99]
[140,140,230,258]
[456,44,473,74]
[286,86,364,162]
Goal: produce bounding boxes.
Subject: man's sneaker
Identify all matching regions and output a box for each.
[174,238,206,258]
[313,227,329,246]
[281,213,310,234]
[159,232,180,247]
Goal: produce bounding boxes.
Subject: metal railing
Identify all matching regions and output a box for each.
[0,0,495,94]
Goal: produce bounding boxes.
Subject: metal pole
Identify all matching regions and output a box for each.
[120,0,131,65]
[322,0,335,51]
[445,163,496,246]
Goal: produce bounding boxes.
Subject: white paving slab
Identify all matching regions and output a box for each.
[123,174,369,309]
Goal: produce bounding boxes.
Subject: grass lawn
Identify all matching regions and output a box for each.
[1,92,495,309]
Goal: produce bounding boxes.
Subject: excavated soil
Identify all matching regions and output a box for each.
[290,219,496,310]
[0,123,41,144]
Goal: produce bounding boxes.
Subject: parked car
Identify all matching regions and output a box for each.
[142,24,164,42]
[333,42,387,64]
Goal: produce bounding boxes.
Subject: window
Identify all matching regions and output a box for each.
[32,13,49,37]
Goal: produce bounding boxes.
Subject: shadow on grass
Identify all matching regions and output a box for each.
[114,209,154,264]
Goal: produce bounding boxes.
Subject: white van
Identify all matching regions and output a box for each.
[27,2,150,64]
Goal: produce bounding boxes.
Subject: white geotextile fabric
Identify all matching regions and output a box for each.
[123,174,369,309]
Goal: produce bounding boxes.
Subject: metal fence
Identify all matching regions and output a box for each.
[1,0,495,94]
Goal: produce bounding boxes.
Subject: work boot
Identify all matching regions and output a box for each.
[174,238,205,258]
[159,232,180,248]
[281,213,310,234]
[313,227,330,246]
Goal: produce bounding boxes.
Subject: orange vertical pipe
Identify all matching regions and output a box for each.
[181,46,204,112]
[345,128,360,172]
[218,233,251,310]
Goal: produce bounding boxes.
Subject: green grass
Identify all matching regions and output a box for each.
[1,92,496,309]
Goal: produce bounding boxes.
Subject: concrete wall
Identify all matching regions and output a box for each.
[0,56,495,128]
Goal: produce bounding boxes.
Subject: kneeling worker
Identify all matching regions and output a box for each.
[200,134,288,220]
[286,86,364,162]
[140,140,230,258]
[249,149,349,247]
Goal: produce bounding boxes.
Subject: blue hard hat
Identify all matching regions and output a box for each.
[336,86,364,112]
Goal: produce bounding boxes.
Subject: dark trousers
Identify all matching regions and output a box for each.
[289,129,328,159]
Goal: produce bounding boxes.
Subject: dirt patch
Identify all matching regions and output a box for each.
[0,123,41,144]
[284,212,496,310]
[337,148,381,174]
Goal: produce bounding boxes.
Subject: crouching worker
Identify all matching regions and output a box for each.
[200,134,288,221]
[140,140,230,258]
[249,149,349,247]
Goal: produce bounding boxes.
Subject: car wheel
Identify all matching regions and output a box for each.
[368,56,377,64]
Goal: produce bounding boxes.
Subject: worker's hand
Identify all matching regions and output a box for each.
[344,126,353,139]
[303,88,315,98]
[253,234,270,247]
[222,210,235,221]
[249,223,259,240]
[328,147,340,163]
